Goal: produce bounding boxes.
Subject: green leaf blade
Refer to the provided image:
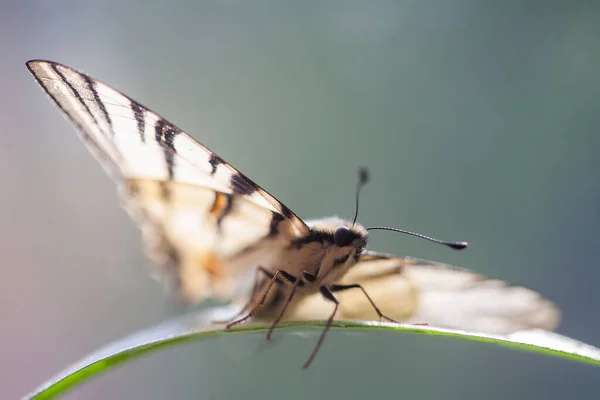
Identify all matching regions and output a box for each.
[24,308,600,399]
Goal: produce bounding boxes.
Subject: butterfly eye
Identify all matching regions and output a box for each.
[334,226,354,247]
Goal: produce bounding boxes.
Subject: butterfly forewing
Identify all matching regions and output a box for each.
[27,60,308,301]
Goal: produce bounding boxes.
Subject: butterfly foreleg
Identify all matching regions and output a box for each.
[212,267,276,324]
[329,283,398,323]
[302,285,339,369]
[225,268,297,330]
[266,271,316,341]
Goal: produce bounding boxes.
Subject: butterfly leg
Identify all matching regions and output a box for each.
[302,286,339,369]
[329,283,398,323]
[212,267,277,324]
[225,269,297,330]
[235,267,277,317]
[266,271,316,341]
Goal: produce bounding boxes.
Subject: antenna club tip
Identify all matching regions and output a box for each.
[449,241,468,250]
[358,167,370,184]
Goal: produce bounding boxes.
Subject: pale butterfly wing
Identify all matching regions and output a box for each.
[26,60,309,301]
[281,252,560,334]
[27,59,561,342]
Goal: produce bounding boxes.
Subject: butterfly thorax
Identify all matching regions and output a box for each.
[272,217,367,287]
[248,217,367,320]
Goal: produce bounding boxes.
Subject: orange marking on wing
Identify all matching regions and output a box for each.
[209,192,228,217]
[198,251,224,278]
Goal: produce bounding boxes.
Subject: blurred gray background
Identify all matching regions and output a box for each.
[2,1,600,399]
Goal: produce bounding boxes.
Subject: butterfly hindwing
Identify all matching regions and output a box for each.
[26,60,309,301]
[280,251,560,334]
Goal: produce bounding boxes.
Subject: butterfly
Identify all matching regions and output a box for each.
[26,60,561,368]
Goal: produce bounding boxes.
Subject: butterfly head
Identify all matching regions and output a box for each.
[333,225,367,253]
[305,217,368,255]
[300,217,369,284]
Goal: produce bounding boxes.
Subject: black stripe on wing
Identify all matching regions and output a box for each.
[27,63,122,173]
[26,59,309,236]
[131,100,146,143]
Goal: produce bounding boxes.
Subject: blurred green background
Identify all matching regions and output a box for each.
[2,1,600,399]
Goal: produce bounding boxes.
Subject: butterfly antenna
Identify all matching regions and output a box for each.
[366,226,467,250]
[352,167,370,225]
